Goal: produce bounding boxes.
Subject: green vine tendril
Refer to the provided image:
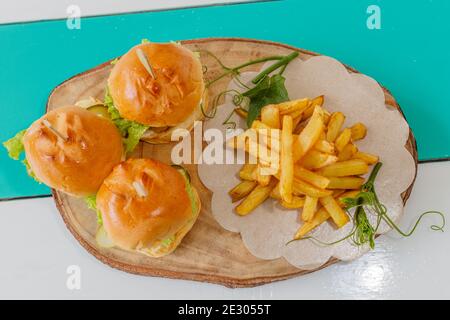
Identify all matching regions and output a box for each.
[287,163,445,249]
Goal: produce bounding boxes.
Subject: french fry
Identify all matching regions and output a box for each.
[319,195,349,228]
[254,128,281,154]
[326,112,345,142]
[251,120,272,131]
[256,165,271,186]
[253,127,281,137]
[294,165,330,189]
[280,115,294,203]
[293,178,333,198]
[302,196,318,221]
[302,106,314,120]
[332,189,347,198]
[239,164,257,181]
[353,151,379,165]
[229,180,258,202]
[227,125,280,166]
[235,179,277,216]
[293,120,307,135]
[335,128,352,152]
[231,96,379,232]
[270,182,282,199]
[294,207,330,239]
[323,110,331,125]
[226,135,239,149]
[234,108,248,119]
[319,159,369,177]
[227,129,256,150]
[290,109,303,119]
[302,95,325,119]
[314,139,335,154]
[291,111,303,129]
[251,143,273,166]
[350,122,367,140]
[311,95,325,107]
[299,150,338,170]
[338,143,358,161]
[238,139,273,166]
[319,131,326,140]
[277,98,309,115]
[253,127,297,142]
[327,176,365,189]
[228,131,273,164]
[261,105,280,129]
[339,190,360,199]
[281,196,305,209]
[293,106,324,161]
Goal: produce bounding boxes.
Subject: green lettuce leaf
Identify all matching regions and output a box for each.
[3,129,26,160]
[22,159,40,183]
[84,195,102,225]
[124,122,149,153]
[161,235,175,248]
[104,88,119,118]
[244,74,289,127]
[104,89,149,153]
[3,129,41,182]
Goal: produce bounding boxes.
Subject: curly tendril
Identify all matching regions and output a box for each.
[287,163,446,249]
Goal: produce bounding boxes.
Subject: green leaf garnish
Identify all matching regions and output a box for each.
[289,163,446,249]
[201,50,297,128]
[243,74,289,127]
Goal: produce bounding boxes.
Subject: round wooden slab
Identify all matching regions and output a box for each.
[47,38,418,288]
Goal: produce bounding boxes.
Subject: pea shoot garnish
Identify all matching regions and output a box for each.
[200,50,299,128]
[288,162,445,249]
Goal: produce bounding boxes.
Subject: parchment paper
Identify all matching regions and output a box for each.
[197,56,416,269]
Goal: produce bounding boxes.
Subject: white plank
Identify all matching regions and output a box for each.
[0,162,448,299]
[0,0,256,24]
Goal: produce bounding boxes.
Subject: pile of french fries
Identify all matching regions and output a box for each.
[227,96,379,240]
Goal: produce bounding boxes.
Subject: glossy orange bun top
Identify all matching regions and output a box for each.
[96,159,193,251]
[23,106,123,197]
[108,42,204,127]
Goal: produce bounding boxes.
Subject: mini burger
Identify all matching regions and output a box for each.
[3,106,124,197]
[96,158,200,257]
[105,41,207,144]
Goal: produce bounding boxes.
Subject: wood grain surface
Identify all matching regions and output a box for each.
[47,38,418,288]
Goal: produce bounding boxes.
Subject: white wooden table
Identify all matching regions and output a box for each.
[1,0,449,300]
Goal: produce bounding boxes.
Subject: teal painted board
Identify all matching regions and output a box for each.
[1,0,449,199]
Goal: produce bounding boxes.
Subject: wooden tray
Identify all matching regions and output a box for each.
[47,38,418,288]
